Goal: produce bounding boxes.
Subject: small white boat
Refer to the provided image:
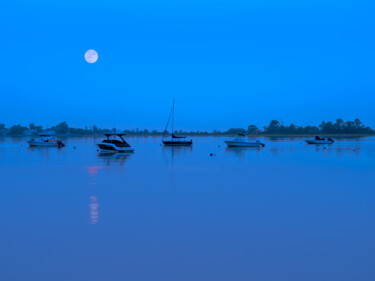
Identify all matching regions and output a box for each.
[96,134,134,153]
[27,134,65,147]
[225,134,265,147]
[305,136,334,145]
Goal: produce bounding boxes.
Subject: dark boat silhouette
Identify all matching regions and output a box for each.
[305,136,334,144]
[96,134,134,152]
[162,98,192,146]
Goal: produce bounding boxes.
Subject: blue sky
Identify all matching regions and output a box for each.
[1,0,374,131]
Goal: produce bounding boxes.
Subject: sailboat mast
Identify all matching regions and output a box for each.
[171,98,175,136]
[162,98,175,140]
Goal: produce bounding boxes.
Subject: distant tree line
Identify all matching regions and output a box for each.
[0,118,374,136]
[262,118,373,135]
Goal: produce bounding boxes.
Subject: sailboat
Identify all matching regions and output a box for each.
[162,98,193,146]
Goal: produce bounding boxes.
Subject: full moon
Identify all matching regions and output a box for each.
[84,49,98,63]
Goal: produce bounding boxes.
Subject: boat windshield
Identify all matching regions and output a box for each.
[233,136,245,141]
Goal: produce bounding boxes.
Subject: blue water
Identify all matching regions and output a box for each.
[1,136,374,281]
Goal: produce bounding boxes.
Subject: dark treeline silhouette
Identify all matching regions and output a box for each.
[262,118,373,135]
[0,118,374,136]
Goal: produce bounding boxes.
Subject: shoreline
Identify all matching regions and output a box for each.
[1,134,375,138]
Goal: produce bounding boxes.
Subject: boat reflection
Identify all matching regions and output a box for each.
[27,145,53,161]
[225,146,262,159]
[161,145,193,192]
[307,143,362,157]
[89,196,99,224]
[162,145,192,159]
[96,152,132,166]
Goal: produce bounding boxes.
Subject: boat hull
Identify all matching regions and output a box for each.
[27,141,59,147]
[305,140,334,144]
[162,140,192,146]
[96,143,134,153]
[225,141,264,147]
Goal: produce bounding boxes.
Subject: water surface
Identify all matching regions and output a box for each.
[1,136,374,281]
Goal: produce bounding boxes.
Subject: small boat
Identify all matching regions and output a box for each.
[27,134,65,147]
[96,134,134,153]
[162,98,192,147]
[305,136,334,144]
[225,134,265,147]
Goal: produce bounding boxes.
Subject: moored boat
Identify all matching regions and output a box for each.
[225,134,265,147]
[96,134,134,153]
[305,136,334,144]
[162,136,193,146]
[27,134,65,147]
[162,98,192,147]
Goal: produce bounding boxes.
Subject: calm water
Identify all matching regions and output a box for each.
[1,136,374,281]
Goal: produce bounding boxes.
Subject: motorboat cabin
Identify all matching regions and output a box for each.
[305,136,334,144]
[225,134,265,147]
[96,134,134,153]
[27,134,65,147]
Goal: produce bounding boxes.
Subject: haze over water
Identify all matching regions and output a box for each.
[1,136,375,281]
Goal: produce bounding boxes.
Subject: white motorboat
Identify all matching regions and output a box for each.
[27,134,65,147]
[225,134,265,147]
[305,136,334,144]
[96,134,134,153]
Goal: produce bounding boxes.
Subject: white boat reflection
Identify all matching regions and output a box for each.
[225,146,262,159]
[97,152,132,166]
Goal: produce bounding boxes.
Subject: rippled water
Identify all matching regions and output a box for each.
[1,136,374,281]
